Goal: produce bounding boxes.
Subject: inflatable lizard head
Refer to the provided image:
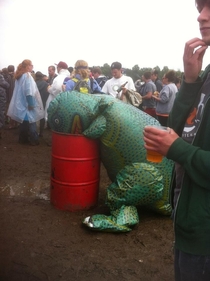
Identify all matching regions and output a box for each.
[47,91,104,134]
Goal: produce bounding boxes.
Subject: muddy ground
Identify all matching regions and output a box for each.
[0,127,174,281]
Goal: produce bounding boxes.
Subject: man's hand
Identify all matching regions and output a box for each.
[143,126,179,156]
[183,38,208,83]
[119,87,127,100]
[121,87,127,94]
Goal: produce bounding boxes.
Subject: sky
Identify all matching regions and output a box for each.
[0,0,208,75]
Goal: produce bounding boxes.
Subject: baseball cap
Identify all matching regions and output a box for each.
[55,61,68,69]
[111,62,122,70]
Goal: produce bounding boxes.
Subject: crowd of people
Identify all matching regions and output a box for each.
[0,59,181,145]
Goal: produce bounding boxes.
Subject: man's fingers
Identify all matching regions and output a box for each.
[184,38,207,55]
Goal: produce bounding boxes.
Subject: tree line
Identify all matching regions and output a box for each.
[99,63,183,82]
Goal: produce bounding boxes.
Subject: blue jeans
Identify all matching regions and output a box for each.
[29,122,38,142]
[175,249,210,281]
[19,121,38,143]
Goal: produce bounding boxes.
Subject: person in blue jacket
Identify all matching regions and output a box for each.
[144,1,210,280]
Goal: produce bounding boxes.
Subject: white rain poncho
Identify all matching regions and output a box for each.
[7,72,44,123]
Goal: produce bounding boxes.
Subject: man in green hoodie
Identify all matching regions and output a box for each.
[144,1,210,280]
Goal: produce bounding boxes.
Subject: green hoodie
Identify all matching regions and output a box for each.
[167,64,210,255]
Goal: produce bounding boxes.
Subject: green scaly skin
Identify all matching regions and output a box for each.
[48,91,174,232]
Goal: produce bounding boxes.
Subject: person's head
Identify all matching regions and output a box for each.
[55,61,68,74]
[196,0,210,45]
[15,59,33,80]
[68,66,73,74]
[143,71,152,81]
[48,65,56,77]
[35,71,44,81]
[43,75,48,82]
[174,76,182,89]
[110,62,122,79]
[2,68,9,77]
[151,69,159,82]
[7,65,15,73]
[162,70,176,85]
[72,60,90,79]
[91,66,102,79]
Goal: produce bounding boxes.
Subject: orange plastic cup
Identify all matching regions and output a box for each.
[145,125,168,163]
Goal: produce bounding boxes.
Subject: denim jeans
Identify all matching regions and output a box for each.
[19,121,38,143]
[29,122,38,142]
[175,248,210,281]
[39,118,45,136]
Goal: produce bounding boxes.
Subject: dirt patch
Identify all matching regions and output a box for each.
[0,127,174,281]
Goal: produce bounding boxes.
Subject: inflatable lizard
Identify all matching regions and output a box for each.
[48,91,174,232]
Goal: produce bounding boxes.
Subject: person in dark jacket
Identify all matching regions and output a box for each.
[151,69,163,93]
[0,74,10,138]
[6,65,18,129]
[35,71,49,137]
[91,66,108,89]
[143,1,210,280]
[46,65,57,85]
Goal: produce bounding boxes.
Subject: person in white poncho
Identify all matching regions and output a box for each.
[7,59,44,145]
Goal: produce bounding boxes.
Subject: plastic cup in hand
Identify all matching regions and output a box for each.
[145,125,169,163]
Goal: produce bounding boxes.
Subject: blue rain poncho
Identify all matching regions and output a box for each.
[7,72,44,123]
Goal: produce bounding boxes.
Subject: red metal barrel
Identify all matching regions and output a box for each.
[50,131,100,211]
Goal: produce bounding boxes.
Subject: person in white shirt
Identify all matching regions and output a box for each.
[45,61,70,120]
[102,62,136,99]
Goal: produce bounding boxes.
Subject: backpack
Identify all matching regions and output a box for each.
[72,77,92,94]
